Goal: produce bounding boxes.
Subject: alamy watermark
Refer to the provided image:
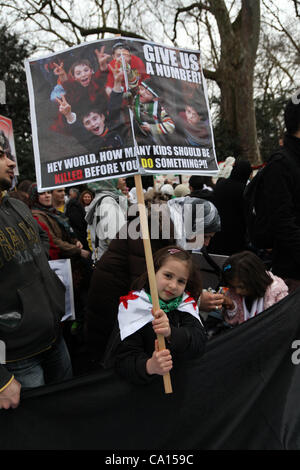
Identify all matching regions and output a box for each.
[96,201,205,250]
[291,340,300,365]
[291,89,300,105]
[0,81,5,105]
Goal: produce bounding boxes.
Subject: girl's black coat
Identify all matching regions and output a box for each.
[114,307,206,385]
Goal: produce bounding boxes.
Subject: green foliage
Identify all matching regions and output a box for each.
[212,121,242,162]
[0,25,36,182]
[212,93,291,163]
[211,96,242,161]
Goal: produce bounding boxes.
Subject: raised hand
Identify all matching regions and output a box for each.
[95,46,111,71]
[80,249,91,259]
[52,61,67,82]
[198,290,224,312]
[56,95,72,118]
[108,63,124,92]
[108,63,124,83]
[222,294,235,311]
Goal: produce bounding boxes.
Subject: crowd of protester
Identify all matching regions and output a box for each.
[4,169,287,375]
[1,94,299,408]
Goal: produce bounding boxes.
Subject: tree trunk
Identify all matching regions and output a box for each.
[217,57,261,165]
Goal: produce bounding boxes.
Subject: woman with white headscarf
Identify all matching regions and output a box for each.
[167,196,221,251]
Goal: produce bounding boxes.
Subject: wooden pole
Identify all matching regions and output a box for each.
[134,174,173,394]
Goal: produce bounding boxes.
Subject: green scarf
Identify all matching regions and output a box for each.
[146,292,183,313]
[87,179,121,200]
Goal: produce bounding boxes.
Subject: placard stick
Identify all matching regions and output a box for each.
[117,35,172,393]
[134,174,173,394]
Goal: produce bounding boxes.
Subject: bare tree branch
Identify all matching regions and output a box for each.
[292,0,300,16]
[203,68,219,81]
[172,2,211,43]
[262,0,300,54]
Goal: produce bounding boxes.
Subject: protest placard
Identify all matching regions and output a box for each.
[25,37,218,190]
[0,114,19,178]
[49,258,75,322]
[25,37,220,394]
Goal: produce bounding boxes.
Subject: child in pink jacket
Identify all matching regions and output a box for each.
[221,251,289,325]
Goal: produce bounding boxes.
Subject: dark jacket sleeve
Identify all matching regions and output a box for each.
[264,156,300,258]
[167,311,207,359]
[33,212,81,258]
[65,201,88,248]
[114,328,156,386]
[36,219,50,257]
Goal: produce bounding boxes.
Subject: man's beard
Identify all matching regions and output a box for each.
[0,177,12,191]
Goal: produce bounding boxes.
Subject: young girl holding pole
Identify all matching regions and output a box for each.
[114,246,207,385]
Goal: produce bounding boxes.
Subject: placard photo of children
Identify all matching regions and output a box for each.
[30,42,125,159]
[105,40,149,97]
[129,77,176,145]
[176,97,211,147]
[25,37,218,189]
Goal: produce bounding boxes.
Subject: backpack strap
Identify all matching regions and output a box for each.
[267,147,297,168]
[200,246,222,279]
